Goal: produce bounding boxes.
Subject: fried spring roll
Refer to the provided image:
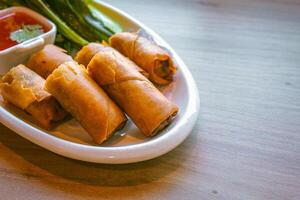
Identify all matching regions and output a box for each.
[0,65,67,129]
[109,32,177,85]
[27,44,73,78]
[78,44,178,136]
[75,42,149,78]
[45,61,127,144]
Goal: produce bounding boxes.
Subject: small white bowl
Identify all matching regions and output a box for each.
[0,6,56,74]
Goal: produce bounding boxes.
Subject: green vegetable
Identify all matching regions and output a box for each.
[0,0,24,9]
[65,0,112,41]
[54,33,80,56]
[10,24,44,43]
[43,0,100,42]
[23,0,89,47]
[87,2,122,33]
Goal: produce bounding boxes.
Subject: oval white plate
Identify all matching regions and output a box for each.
[0,1,199,164]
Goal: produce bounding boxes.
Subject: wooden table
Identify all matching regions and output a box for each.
[1,0,299,199]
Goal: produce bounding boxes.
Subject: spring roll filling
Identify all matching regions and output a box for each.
[155,60,171,78]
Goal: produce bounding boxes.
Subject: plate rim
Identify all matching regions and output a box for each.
[0,0,200,164]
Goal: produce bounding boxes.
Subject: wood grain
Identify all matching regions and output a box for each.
[0,0,300,199]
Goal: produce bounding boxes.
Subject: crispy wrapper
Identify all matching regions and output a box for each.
[109,32,177,85]
[27,44,73,78]
[84,44,178,136]
[75,42,149,78]
[45,61,127,144]
[0,65,67,129]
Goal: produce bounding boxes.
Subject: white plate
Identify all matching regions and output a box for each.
[0,0,199,164]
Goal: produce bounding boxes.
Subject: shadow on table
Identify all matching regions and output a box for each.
[0,123,199,196]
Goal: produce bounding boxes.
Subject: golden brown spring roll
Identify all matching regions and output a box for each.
[45,61,127,144]
[75,42,149,78]
[109,32,177,85]
[78,44,178,136]
[27,44,73,78]
[0,65,67,129]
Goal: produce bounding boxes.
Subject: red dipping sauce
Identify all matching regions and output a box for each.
[0,12,48,51]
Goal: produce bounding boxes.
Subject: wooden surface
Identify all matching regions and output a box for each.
[1,0,300,199]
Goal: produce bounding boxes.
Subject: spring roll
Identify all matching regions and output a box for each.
[75,42,149,78]
[0,65,67,129]
[109,32,177,85]
[78,44,178,136]
[27,44,73,78]
[45,61,127,144]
